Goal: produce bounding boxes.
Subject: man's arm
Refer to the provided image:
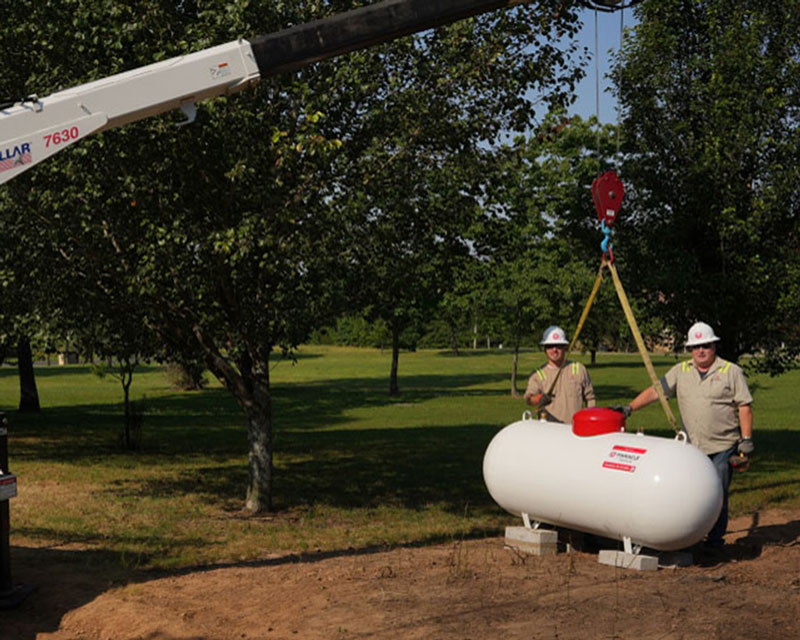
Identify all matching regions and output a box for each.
[629,385,659,412]
[523,373,543,406]
[739,404,753,439]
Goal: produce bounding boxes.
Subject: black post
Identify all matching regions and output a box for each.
[0,413,12,594]
[0,412,36,608]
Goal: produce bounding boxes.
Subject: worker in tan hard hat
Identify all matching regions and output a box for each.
[524,325,595,423]
[616,321,754,551]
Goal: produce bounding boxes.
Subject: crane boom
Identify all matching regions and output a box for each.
[0,0,528,185]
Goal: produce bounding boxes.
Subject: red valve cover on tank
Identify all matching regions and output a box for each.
[572,407,626,436]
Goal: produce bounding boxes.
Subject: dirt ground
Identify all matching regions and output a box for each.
[2,509,799,640]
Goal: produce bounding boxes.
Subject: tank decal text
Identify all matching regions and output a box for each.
[603,461,636,473]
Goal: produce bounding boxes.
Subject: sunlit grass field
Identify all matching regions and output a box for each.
[1,346,798,569]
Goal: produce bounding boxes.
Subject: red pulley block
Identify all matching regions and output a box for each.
[591,171,625,225]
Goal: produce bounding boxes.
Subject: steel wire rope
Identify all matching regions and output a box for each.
[556,5,679,433]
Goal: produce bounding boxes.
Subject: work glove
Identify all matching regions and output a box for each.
[532,393,552,409]
[737,438,754,455]
[610,405,632,419]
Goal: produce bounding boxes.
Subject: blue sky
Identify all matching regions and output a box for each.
[570,7,636,123]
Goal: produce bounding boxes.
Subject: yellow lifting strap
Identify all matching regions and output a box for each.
[538,262,604,419]
[568,257,679,433]
[568,261,605,355]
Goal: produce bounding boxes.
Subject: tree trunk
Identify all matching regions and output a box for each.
[448,322,460,356]
[472,319,478,350]
[389,319,400,396]
[590,348,597,365]
[510,323,521,397]
[244,388,273,513]
[194,325,274,512]
[122,367,133,449]
[17,337,40,412]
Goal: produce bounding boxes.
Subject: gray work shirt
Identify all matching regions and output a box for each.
[660,358,752,455]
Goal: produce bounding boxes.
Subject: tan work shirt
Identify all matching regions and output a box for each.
[524,360,596,424]
[660,358,753,455]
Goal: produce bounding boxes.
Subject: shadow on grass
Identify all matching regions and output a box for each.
[6,370,513,460]
[2,546,130,638]
[433,349,536,358]
[590,383,647,403]
[6,389,245,460]
[0,364,166,379]
[101,423,502,513]
[104,426,800,514]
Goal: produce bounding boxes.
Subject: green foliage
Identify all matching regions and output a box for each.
[319,315,393,349]
[614,0,800,369]
[164,361,208,391]
[0,1,588,508]
[457,113,631,385]
[333,5,587,393]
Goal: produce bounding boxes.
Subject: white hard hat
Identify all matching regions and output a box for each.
[540,325,569,346]
[684,322,720,347]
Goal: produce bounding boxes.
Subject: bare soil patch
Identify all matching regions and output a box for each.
[3,509,799,640]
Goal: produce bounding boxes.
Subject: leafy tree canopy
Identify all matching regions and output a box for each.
[614,0,800,371]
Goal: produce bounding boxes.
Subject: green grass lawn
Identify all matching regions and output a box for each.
[1,346,798,569]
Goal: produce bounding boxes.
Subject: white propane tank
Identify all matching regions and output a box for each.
[483,408,723,551]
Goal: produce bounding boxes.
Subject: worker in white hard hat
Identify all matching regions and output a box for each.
[615,321,754,550]
[524,325,595,423]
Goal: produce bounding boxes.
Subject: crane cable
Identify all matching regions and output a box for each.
[567,247,679,432]
[537,8,606,417]
[541,4,677,432]
[558,5,679,434]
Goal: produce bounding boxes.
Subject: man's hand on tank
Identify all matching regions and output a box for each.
[610,405,632,418]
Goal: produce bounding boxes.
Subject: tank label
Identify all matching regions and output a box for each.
[612,445,647,455]
[603,444,648,473]
[603,461,636,473]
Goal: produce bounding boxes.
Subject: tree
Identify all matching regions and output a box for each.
[470,114,628,393]
[2,0,350,511]
[335,6,587,395]
[0,0,587,510]
[0,181,55,412]
[613,0,800,370]
[531,113,632,362]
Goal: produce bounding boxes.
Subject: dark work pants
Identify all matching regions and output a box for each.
[707,444,737,545]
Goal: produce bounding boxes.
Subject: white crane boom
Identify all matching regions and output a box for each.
[0,0,529,185]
